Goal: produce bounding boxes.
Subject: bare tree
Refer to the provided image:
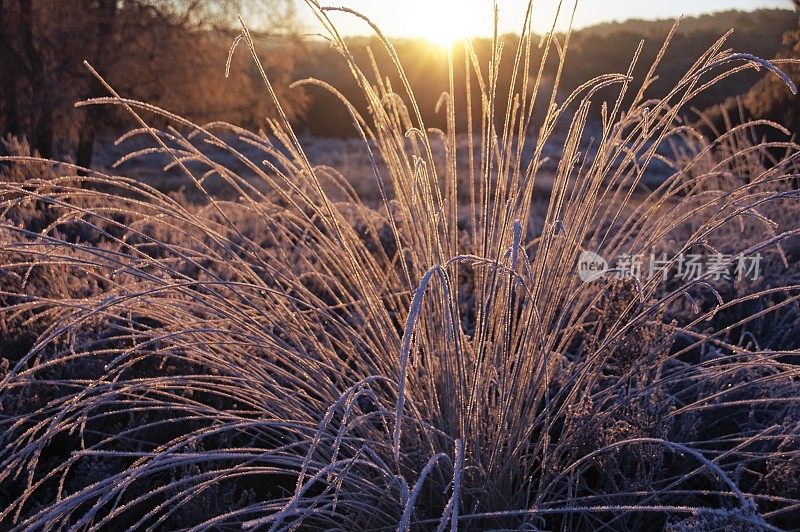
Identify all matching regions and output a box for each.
[0,0,305,167]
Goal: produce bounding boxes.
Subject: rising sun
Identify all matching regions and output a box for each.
[421,0,487,48]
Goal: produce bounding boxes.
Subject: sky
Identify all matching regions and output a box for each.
[299,0,793,43]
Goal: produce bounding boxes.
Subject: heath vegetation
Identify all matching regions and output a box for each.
[1,0,800,529]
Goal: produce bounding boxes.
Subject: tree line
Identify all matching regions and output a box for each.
[1,4,797,165]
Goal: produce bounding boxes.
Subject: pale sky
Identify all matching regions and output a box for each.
[300,0,793,42]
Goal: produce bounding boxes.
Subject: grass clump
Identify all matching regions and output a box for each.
[2,1,800,529]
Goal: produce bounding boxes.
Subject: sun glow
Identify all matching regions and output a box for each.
[419,1,488,48]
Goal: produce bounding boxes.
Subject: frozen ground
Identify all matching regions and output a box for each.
[90,125,675,205]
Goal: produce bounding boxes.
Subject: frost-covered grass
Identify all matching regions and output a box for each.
[1,2,800,529]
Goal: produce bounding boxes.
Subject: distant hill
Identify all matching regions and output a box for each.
[293,9,798,137]
[576,9,796,39]
[560,9,798,122]
[700,9,800,141]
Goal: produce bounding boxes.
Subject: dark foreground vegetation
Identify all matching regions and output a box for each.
[2,1,800,530]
